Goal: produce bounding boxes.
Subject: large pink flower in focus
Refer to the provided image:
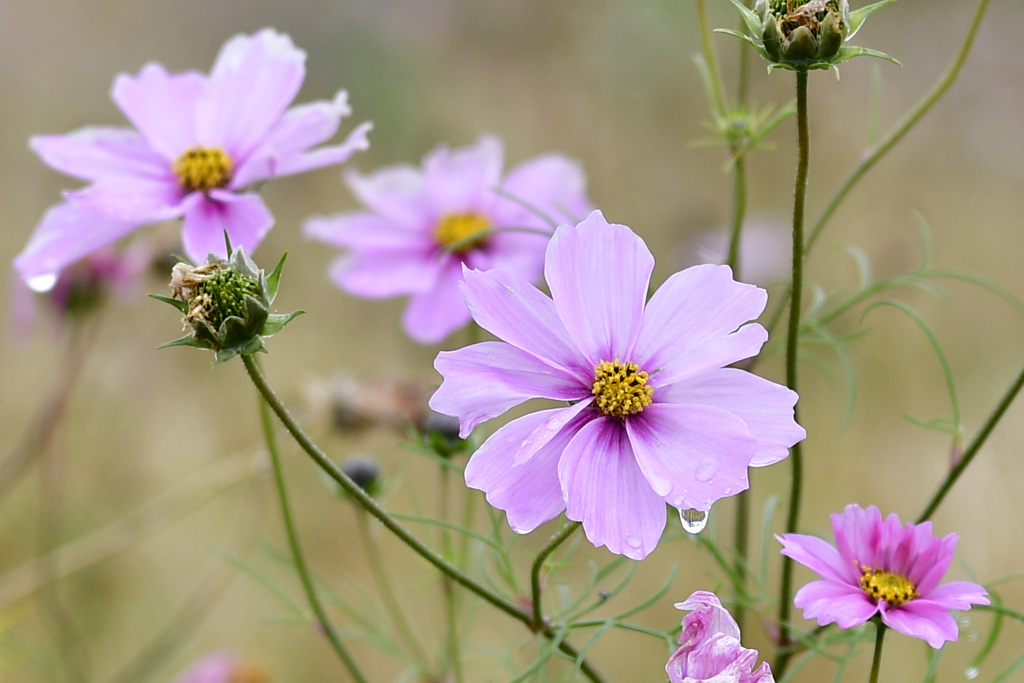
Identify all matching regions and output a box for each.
[779,504,989,648]
[667,591,774,683]
[304,135,590,344]
[15,28,371,290]
[430,211,805,559]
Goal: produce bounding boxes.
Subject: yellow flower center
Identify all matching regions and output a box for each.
[435,212,491,253]
[859,567,918,606]
[591,360,653,419]
[173,146,233,192]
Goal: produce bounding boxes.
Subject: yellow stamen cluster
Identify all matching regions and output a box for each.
[173,146,233,192]
[859,567,917,606]
[435,212,491,253]
[591,360,653,419]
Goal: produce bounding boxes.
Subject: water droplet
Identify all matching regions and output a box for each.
[27,273,57,293]
[680,508,708,534]
[964,666,979,680]
[694,463,716,482]
[625,535,642,549]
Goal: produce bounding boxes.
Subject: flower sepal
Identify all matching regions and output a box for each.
[154,242,303,366]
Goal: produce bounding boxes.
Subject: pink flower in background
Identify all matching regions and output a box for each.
[779,504,989,648]
[15,28,371,290]
[667,591,774,683]
[304,134,590,344]
[430,211,804,559]
[173,652,268,683]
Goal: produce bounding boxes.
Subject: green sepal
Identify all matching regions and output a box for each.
[716,29,773,63]
[265,251,288,302]
[833,45,902,67]
[149,293,188,314]
[725,0,762,36]
[260,310,305,337]
[157,334,210,350]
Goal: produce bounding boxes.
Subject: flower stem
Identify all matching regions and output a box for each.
[241,355,605,683]
[531,521,582,629]
[917,360,1024,523]
[694,0,727,118]
[257,388,368,682]
[775,68,810,676]
[868,621,887,683]
[439,467,464,683]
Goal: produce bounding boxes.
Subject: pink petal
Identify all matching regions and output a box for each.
[793,580,878,629]
[65,177,185,223]
[917,581,989,611]
[625,404,757,509]
[173,652,238,683]
[633,264,768,386]
[431,342,586,437]
[777,533,855,584]
[674,591,741,643]
[402,261,472,344]
[656,368,804,467]
[305,212,434,251]
[545,211,653,365]
[880,601,959,648]
[112,63,205,159]
[464,409,574,534]
[460,267,589,377]
[513,398,595,465]
[422,135,503,213]
[180,191,273,263]
[345,165,430,228]
[13,202,140,285]
[31,128,169,182]
[558,418,667,560]
[496,153,590,227]
[197,29,305,161]
[832,504,883,569]
[327,249,439,299]
[907,533,956,593]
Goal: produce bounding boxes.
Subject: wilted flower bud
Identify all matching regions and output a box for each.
[421,410,468,459]
[341,456,382,497]
[724,0,898,75]
[154,243,302,365]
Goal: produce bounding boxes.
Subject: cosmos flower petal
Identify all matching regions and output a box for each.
[13,203,141,286]
[431,342,588,437]
[558,418,666,560]
[111,63,205,160]
[497,153,590,226]
[793,580,878,629]
[197,28,305,159]
[173,652,238,683]
[634,264,768,385]
[180,191,273,263]
[917,582,990,611]
[344,165,429,227]
[673,591,741,643]
[545,211,653,364]
[423,134,504,212]
[656,369,804,467]
[403,264,473,344]
[880,601,960,649]
[461,266,588,376]
[626,403,756,510]
[30,128,169,182]
[464,409,575,534]
[778,532,856,584]
[513,398,594,466]
[911,534,957,593]
[831,503,883,569]
[327,247,439,299]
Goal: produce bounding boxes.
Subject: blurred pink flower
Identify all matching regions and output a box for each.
[305,134,590,344]
[667,591,774,683]
[779,504,989,648]
[173,652,268,683]
[430,211,804,559]
[16,28,371,289]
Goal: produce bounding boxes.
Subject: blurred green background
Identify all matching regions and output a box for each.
[2,0,1023,680]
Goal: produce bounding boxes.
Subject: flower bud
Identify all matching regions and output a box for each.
[341,456,382,497]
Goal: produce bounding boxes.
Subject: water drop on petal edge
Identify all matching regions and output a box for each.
[680,508,708,534]
[965,666,979,680]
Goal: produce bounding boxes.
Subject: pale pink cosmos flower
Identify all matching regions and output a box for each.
[430,211,804,559]
[667,591,774,683]
[779,504,989,648]
[304,134,590,344]
[15,28,371,290]
[173,652,268,683]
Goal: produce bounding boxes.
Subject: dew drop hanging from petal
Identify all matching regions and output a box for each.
[680,508,709,534]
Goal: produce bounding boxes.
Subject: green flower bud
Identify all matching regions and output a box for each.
[153,243,302,365]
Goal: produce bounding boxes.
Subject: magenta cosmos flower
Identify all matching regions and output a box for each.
[778,504,989,648]
[304,134,590,344]
[429,211,805,559]
[15,28,371,290]
[667,591,774,683]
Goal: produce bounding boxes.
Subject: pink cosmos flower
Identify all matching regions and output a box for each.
[173,652,268,683]
[15,28,371,290]
[304,135,590,344]
[778,504,989,648]
[429,211,805,559]
[667,591,774,683]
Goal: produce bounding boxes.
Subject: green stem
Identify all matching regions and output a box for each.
[439,467,463,683]
[241,355,605,683]
[531,522,582,629]
[257,389,368,682]
[917,360,1024,523]
[355,511,432,676]
[868,621,887,683]
[775,68,810,677]
[694,0,727,117]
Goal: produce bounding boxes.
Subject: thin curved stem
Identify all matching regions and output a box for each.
[257,389,368,682]
[531,522,582,629]
[917,361,1024,523]
[694,0,727,117]
[775,68,809,676]
[241,355,605,683]
[868,621,887,683]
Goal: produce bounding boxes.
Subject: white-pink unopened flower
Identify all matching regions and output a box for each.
[430,211,804,559]
[16,28,371,290]
[304,135,590,344]
[667,591,774,683]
